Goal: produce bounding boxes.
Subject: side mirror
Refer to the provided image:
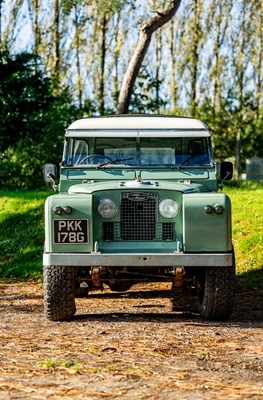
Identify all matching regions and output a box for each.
[220,161,233,181]
[44,164,58,191]
[44,163,57,182]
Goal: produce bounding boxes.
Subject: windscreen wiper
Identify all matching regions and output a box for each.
[98,158,135,168]
[177,145,209,168]
[178,153,199,168]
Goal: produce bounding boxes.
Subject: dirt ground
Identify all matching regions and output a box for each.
[0,280,262,400]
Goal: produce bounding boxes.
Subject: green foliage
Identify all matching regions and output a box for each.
[129,66,167,114]
[1,2,262,186]
[0,51,79,189]
[0,188,262,288]
[195,101,263,165]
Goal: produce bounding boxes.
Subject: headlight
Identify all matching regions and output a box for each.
[159,199,179,218]
[98,198,117,219]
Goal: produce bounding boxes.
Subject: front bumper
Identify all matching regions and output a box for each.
[43,252,233,268]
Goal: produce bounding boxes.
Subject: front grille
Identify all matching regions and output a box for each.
[101,192,176,242]
[120,194,156,240]
[102,222,115,241]
[162,222,175,240]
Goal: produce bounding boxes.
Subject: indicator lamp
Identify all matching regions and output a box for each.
[63,206,72,214]
[214,205,224,214]
[204,205,213,214]
[53,206,62,215]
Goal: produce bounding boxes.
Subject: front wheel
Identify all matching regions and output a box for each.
[44,266,76,321]
[198,266,236,321]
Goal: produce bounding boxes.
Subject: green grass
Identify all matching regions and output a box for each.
[0,183,262,287]
[223,181,263,287]
[42,359,81,371]
[0,190,50,278]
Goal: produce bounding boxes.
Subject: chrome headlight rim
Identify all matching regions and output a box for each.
[159,198,179,219]
[97,198,118,219]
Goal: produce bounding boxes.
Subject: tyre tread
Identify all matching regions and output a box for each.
[44,266,76,321]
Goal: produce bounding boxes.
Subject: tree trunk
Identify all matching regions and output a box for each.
[27,0,41,70]
[117,0,181,114]
[190,0,201,117]
[256,1,263,115]
[54,0,60,83]
[169,19,178,110]
[0,0,2,51]
[74,4,83,110]
[113,10,122,107]
[98,13,108,115]
[33,0,41,56]
[155,28,162,113]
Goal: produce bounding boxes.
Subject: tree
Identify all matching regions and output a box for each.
[0,0,4,50]
[0,50,77,188]
[117,0,181,114]
[27,0,41,59]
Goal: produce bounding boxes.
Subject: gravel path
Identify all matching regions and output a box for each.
[0,281,262,399]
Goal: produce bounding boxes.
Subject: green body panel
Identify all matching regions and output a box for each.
[59,167,218,193]
[59,168,136,192]
[183,193,232,252]
[45,177,231,255]
[45,193,93,253]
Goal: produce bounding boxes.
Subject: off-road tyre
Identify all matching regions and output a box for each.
[44,265,76,321]
[198,266,236,321]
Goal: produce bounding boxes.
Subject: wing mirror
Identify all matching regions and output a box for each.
[220,161,233,181]
[44,163,58,190]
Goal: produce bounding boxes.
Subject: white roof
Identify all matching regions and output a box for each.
[66,115,210,137]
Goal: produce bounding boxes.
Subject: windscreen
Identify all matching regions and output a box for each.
[63,136,214,167]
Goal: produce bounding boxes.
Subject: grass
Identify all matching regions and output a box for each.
[0,190,50,278]
[42,359,81,371]
[0,182,262,287]
[223,181,263,287]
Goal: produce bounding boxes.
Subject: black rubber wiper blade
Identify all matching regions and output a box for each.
[177,154,197,168]
[98,158,135,167]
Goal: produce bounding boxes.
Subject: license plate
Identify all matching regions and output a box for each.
[54,219,88,243]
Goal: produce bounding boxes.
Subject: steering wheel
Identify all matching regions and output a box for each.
[79,154,112,165]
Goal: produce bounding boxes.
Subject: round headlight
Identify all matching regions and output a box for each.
[63,206,72,215]
[159,199,179,218]
[98,198,117,219]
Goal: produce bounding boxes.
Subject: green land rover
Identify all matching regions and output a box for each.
[43,115,235,321]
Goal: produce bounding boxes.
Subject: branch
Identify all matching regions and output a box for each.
[117,0,181,114]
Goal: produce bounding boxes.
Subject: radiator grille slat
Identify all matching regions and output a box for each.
[120,197,156,240]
